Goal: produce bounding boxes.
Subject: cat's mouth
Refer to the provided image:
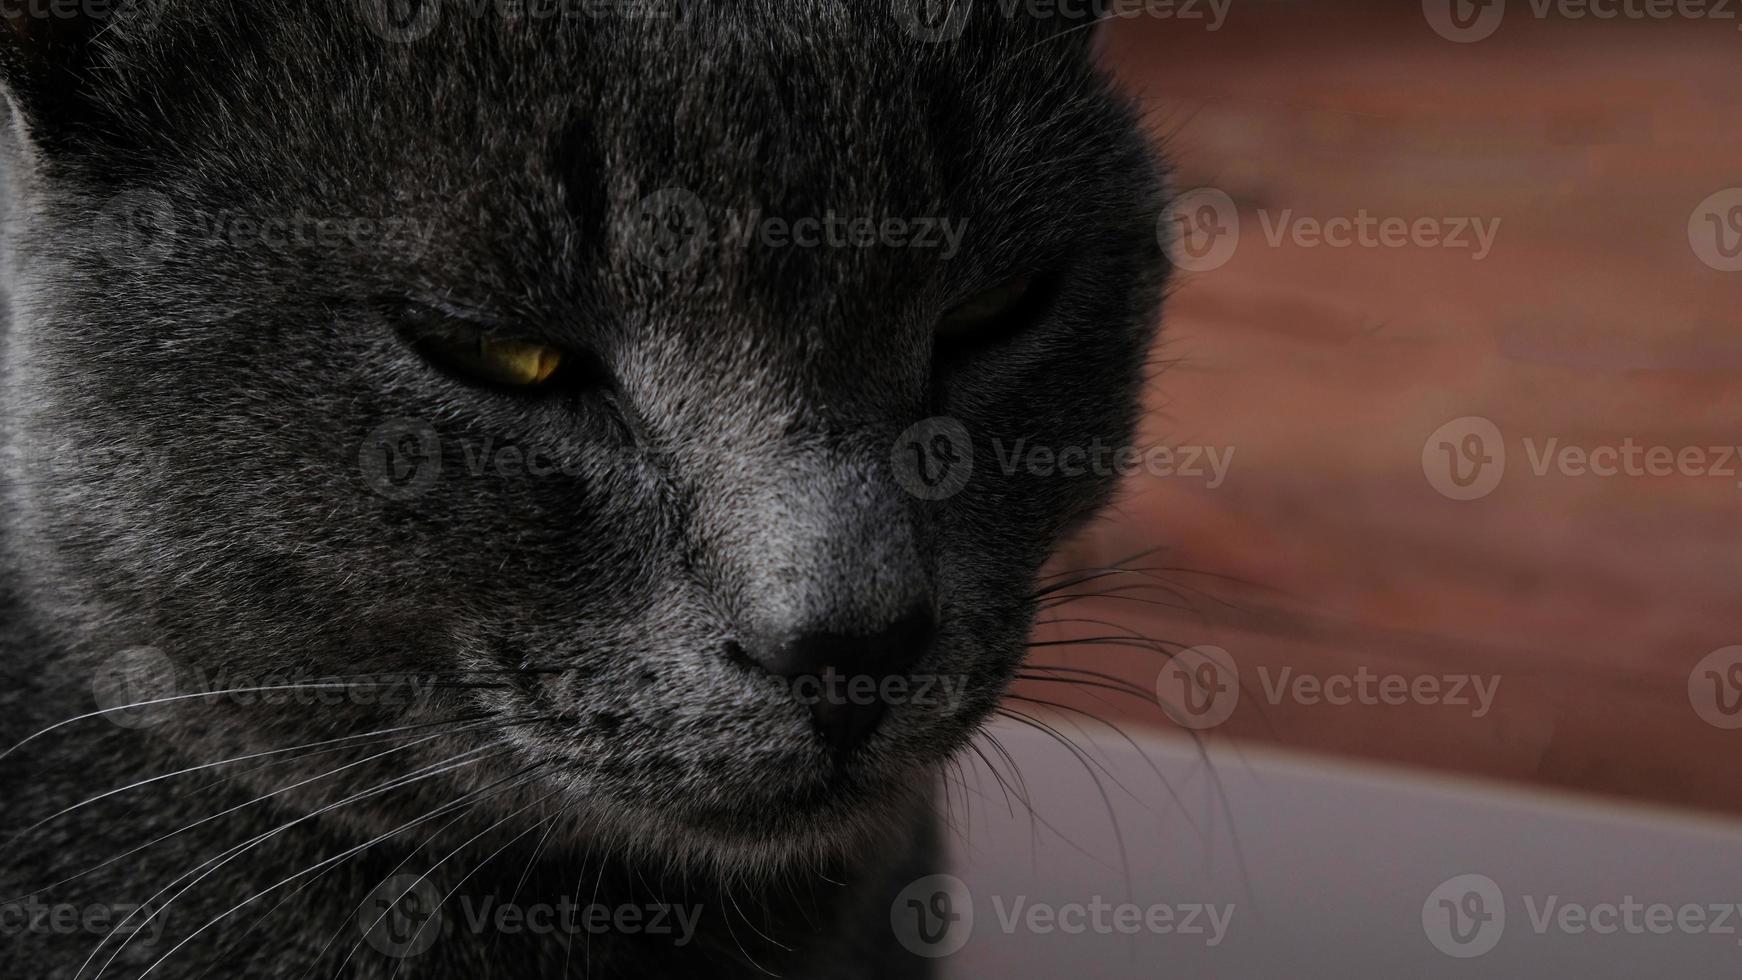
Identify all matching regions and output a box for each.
[580,736,940,858]
[498,731,939,865]
[485,656,987,854]
[721,654,980,758]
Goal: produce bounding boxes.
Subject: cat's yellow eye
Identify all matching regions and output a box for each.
[938,278,1032,341]
[420,329,564,388]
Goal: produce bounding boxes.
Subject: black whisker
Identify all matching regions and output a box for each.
[991,706,1135,904]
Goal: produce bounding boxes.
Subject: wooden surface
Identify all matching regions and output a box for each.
[1017,5,1742,818]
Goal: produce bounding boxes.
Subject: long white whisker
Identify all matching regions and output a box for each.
[79,745,504,980]
[0,680,500,766]
[4,715,492,853]
[139,762,549,980]
[16,717,526,906]
[294,784,543,980]
[380,795,568,980]
[167,715,497,802]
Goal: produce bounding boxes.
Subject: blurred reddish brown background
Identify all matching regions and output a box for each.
[1017,3,1742,818]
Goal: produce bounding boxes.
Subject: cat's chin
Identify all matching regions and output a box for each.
[597,777,936,877]
[526,752,939,877]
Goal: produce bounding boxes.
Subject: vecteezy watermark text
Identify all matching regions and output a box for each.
[1155,646,1503,731]
[1164,187,1503,273]
[457,897,702,944]
[891,0,1230,42]
[359,875,702,960]
[990,438,1235,489]
[1423,873,1742,959]
[358,418,1235,506]
[90,190,436,270]
[619,188,967,272]
[1257,666,1501,718]
[889,875,1234,958]
[1423,416,1742,501]
[770,670,969,715]
[0,898,169,947]
[1256,209,1500,261]
[90,646,443,729]
[1423,0,1742,44]
[359,0,671,43]
[993,0,1232,29]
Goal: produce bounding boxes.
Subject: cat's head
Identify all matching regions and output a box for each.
[0,0,1167,870]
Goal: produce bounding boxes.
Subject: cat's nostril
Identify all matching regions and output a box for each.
[742,603,937,752]
[721,639,759,672]
[761,605,934,680]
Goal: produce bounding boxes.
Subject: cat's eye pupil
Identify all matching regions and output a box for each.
[937,278,1034,342]
[476,336,564,386]
[408,317,567,390]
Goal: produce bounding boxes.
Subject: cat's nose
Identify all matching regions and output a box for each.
[746,603,937,752]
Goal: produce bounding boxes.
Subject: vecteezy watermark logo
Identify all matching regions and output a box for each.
[89,646,178,730]
[1163,187,1240,273]
[1422,416,1506,501]
[1689,188,1742,273]
[1689,646,1742,729]
[618,188,713,273]
[1423,874,1506,957]
[359,874,445,959]
[892,417,974,501]
[891,0,974,41]
[359,0,445,42]
[891,875,975,957]
[1155,645,1239,730]
[89,188,179,270]
[359,419,443,501]
[1422,0,1506,42]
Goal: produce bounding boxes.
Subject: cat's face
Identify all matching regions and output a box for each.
[1,2,1165,868]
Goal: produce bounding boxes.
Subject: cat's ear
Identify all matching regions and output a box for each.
[0,3,139,154]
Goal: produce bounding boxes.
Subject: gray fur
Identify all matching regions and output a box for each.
[0,1,1168,976]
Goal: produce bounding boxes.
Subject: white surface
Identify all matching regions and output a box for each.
[935,721,1742,978]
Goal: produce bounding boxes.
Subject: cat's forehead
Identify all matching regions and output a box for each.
[208,8,1096,314]
[368,9,986,218]
[49,2,1126,351]
[188,6,1090,210]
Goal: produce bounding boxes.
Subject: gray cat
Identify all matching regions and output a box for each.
[0,1,1168,976]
